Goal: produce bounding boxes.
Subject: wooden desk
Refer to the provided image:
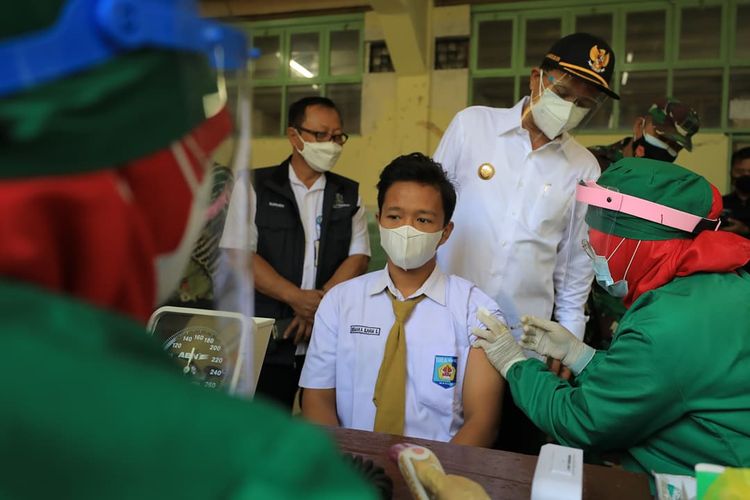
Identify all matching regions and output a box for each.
[331,427,651,499]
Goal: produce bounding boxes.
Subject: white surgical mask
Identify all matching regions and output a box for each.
[643,132,678,158]
[379,224,443,271]
[295,131,342,173]
[531,72,590,140]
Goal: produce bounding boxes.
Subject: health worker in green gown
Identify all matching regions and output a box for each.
[0,1,375,499]
[473,157,750,478]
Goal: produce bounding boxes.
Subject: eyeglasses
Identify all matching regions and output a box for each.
[296,126,349,145]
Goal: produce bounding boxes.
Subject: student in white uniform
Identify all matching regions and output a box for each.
[300,153,504,446]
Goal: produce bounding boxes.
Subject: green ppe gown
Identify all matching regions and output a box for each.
[507,271,750,476]
[0,279,376,500]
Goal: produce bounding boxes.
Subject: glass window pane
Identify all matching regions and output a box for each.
[368,41,394,73]
[435,37,469,70]
[289,33,320,79]
[729,68,750,129]
[736,5,750,59]
[330,30,360,76]
[286,85,322,118]
[679,6,721,60]
[625,10,666,63]
[472,77,515,108]
[575,13,613,46]
[327,83,361,134]
[252,35,281,80]
[673,69,723,128]
[525,18,561,67]
[477,20,513,69]
[520,75,531,98]
[252,86,282,136]
[618,70,667,127]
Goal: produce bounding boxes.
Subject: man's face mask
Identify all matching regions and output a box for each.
[582,238,641,298]
[295,130,342,173]
[531,71,590,140]
[633,119,678,162]
[379,224,444,271]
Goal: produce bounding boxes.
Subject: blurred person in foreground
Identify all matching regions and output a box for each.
[0,1,374,498]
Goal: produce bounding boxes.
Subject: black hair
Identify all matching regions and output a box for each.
[287,96,340,129]
[539,58,558,73]
[731,147,750,167]
[376,152,457,226]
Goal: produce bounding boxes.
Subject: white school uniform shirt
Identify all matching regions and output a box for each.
[220,163,371,355]
[434,99,599,340]
[299,265,509,442]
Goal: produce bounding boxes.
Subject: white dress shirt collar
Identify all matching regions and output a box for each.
[368,264,447,306]
[288,162,326,192]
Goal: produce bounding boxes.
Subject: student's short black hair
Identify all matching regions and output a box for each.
[287,96,341,129]
[376,153,457,226]
[731,147,750,168]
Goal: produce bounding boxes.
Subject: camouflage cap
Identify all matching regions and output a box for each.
[647,97,700,152]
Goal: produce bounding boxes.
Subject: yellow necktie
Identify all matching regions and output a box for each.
[373,291,425,435]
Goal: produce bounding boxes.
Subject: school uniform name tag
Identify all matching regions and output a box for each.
[433,355,458,388]
[350,325,381,336]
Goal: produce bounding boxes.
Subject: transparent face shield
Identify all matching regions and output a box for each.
[0,0,260,397]
[150,49,261,398]
[523,70,609,143]
[576,184,624,294]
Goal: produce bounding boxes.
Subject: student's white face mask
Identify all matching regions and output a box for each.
[379,224,443,271]
[531,71,590,140]
[295,131,342,173]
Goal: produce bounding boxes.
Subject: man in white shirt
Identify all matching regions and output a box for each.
[221,97,370,408]
[301,153,504,446]
[433,33,619,451]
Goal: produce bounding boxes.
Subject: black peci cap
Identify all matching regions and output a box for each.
[542,33,619,100]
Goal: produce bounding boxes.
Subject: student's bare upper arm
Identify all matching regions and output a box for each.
[463,347,504,420]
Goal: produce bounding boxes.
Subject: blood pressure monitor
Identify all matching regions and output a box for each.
[148,307,275,396]
[148,306,248,394]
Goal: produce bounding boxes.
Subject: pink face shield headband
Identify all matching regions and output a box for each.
[575,180,722,235]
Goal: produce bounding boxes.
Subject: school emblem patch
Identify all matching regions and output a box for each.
[432,355,458,388]
[588,45,610,73]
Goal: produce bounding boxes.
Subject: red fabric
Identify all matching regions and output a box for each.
[0,107,232,323]
[590,184,750,308]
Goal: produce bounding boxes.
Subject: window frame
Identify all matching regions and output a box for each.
[469,0,750,135]
[240,14,365,137]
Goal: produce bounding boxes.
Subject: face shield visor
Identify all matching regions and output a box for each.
[576,178,722,261]
[150,65,257,397]
[0,0,258,397]
[523,70,609,142]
